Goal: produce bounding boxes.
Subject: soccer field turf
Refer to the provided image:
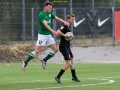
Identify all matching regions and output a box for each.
[0,62,120,90]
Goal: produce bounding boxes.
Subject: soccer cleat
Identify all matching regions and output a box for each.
[41,60,46,69]
[55,77,61,83]
[72,77,81,82]
[22,61,27,71]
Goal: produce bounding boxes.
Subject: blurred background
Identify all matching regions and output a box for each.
[0,0,120,47]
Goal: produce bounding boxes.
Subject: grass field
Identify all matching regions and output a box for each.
[0,62,120,90]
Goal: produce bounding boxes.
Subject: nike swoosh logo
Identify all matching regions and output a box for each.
[74,18,86,27]
[98,17,110,27]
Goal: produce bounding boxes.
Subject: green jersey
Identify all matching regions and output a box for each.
[38,11,56,35]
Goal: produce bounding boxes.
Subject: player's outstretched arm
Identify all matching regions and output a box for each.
[42,20,58,36]
[55,17,69,26]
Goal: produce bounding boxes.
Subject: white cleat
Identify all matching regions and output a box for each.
[41,60,46,69]
[22,61,27,71]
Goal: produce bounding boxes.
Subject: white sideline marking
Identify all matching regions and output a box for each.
[20,77,116,90]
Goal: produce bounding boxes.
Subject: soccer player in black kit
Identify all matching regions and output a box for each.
[55,14,80,83]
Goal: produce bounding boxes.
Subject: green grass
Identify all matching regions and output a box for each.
[0,62,120,90]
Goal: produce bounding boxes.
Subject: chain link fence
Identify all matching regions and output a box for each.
[0,0,120,46]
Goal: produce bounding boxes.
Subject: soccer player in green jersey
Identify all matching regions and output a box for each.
[22,1,69,71]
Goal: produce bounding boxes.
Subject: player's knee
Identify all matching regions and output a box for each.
[54,48,58,53]
[34,48,41,54]
[66,61,71,66]
[71,60,74,66]
[52,47,58,54]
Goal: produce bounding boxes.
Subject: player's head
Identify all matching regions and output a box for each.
[44,1,53,13]
[66,14,75,24]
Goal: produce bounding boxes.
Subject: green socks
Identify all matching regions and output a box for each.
[26,51,36,63]
[43,51,55,62]
[25,51,55,63]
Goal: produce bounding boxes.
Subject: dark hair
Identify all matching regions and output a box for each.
[66,14,75,19]
[44,1,54,7]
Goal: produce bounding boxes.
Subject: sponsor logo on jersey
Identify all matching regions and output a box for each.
[49,14,51,17]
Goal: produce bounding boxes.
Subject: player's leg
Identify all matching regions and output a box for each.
[22,34,45,71]
[22,46,41,71]
[70,58,80,82]
[42,43,58,62]
[41,35,58,69]
[55,60,71,83]
[69,49,80,82]
[55,47,71,83]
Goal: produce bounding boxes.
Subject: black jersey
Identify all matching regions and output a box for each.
[59,24,73,60]
[59,24,71,47]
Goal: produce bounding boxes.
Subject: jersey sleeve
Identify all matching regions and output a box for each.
[59,24,67,33]
[38,12,45,22]
[51,12,56,19]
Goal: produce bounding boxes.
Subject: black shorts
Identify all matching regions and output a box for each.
[59,46,73,60]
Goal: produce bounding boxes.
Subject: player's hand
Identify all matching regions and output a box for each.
[64,21,70,26]
[64,34,68,38]
[52,30,59,36]
[64,34,70,38]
